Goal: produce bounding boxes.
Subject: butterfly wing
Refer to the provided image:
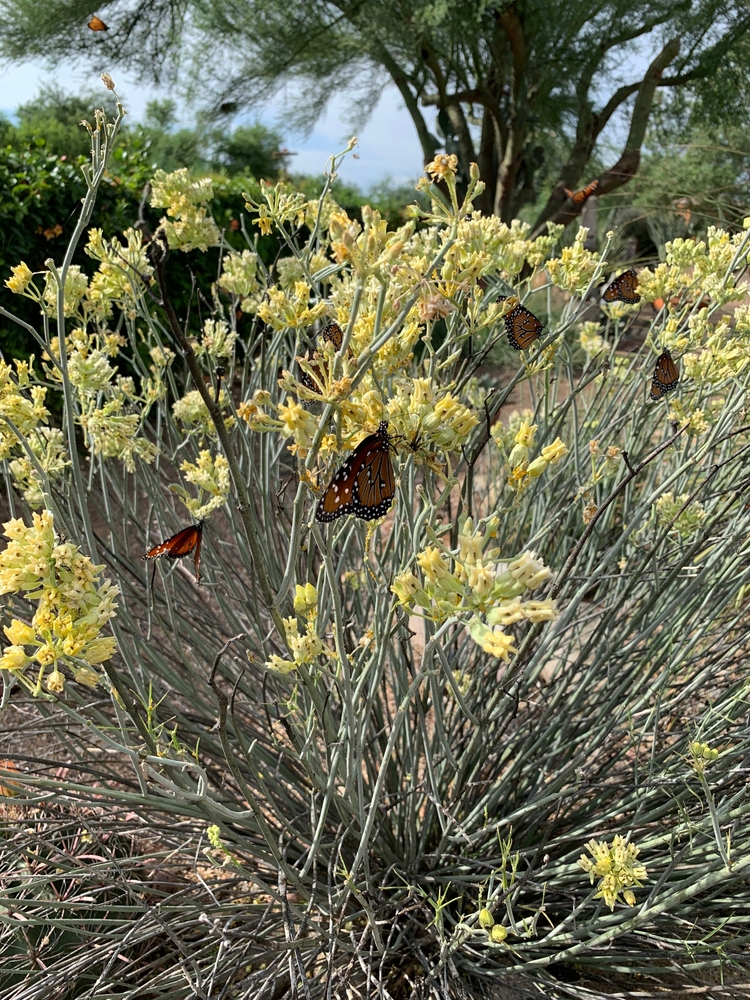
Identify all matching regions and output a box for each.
[300,322,345,392]
[88,16,108,30]
[604,269,641,304]
[322,321,344,350]
[650,351,679,400]
[316,423,394,523]
[506,304,543,350]
[353,444,395,520]
[145,524,202,561]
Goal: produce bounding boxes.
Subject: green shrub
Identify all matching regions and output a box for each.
[2,96,750,998]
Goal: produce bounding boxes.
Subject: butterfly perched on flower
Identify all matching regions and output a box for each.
[145,522,204,582]
[650,350,679,400]
[316,422,395,522]
[504,300,544,351]
[88,15,108,30]
[564,179,599,206]
[300,320,344,393]
[603,269,640,304]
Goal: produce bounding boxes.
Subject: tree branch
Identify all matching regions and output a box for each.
[533,36,681,234]
[374,44,439,164]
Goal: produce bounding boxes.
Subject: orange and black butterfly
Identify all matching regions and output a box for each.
[505,301,544,351]
[300,320,344,393]
[603,269,640,304]
[650,350,679,401]
[564,179,599,206]
[88,15,109,30]
[316,422,395,522]
[145,522,204,582]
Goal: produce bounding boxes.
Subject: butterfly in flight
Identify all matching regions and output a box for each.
[564,179,599,206]
[145,522,204,582]
[316,421,395,522]
[300,321,344,393]
[603,269,641,304]
[650,350,679,401]
[88,15,109,30]
[504,301,544,351]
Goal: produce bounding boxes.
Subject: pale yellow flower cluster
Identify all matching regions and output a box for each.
[85,227,153,318]
[546,227,602,295]
[42,265,89,318]
[257,282,329,331]
[196,318,237,360]
[496,418,569,489]
[150,168,220,252]
[666,398,710,436]
[689,740,719,774]
[639,229,750,310]
[444,215,560,283]
[276,251,329,291]
[239,392,319,457]
[0,511,118,693]
[79,397,158,472]
[387,378,478,456]
[577,836,647,910]
[172,389,234,439]
[171,451,230,520]
[266,583,325,674]
[8,427,69,507]
[328,206,413,276]
[246,180,307,236]
[0,359,50,462]
[391,519,557,658]
[654,490,707,539]
[578,321,605,356]
[219,249,260,312]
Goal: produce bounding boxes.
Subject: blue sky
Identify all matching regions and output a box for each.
[0,58,426,190]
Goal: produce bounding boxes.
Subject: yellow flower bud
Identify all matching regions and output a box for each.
[0,645,29,670]
[3,619,36,646]
[526,456,549,478]
[490,924,507,943]
[541,437,569,464]
[478,908,494,929]
[46,668,65,693]
[84,637,117,663]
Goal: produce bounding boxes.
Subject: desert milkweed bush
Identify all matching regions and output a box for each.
[2,90,750,998]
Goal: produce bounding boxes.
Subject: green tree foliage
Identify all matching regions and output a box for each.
[12,84,118,158]
[2,1,750,231]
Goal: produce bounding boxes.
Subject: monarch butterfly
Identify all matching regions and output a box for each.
[145,522,204,582]
[505,302,544,351]
[650,350,679,400]
[316,421,395,522]
[87,15,109,30]
[300,321,344,393]
[564,179,599,206]
[603,269,640,304]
